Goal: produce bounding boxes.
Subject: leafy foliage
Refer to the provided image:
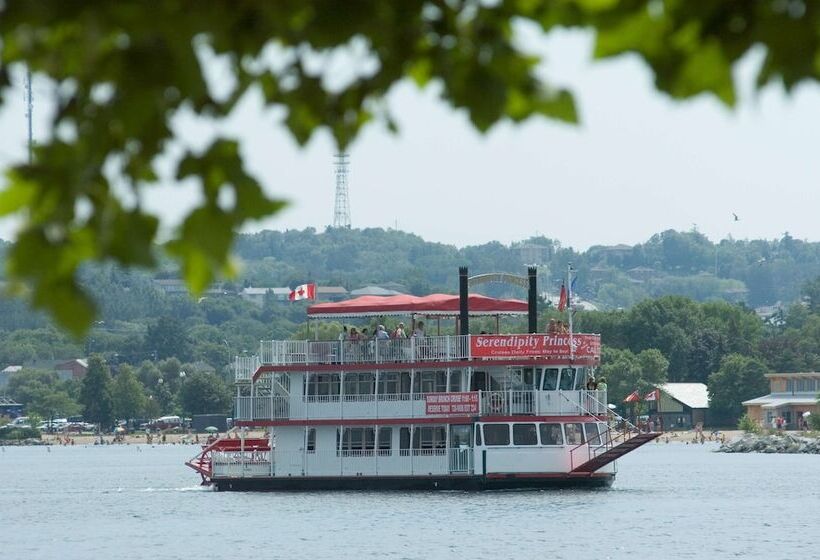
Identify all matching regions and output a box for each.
[707,354,769,425]
[79,355,114,428]
[2,3,820,331]
[111,364,147,421]
[178,371,232,416]
[737,413,761,435]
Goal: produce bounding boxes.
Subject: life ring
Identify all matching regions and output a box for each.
[490,393,505,414]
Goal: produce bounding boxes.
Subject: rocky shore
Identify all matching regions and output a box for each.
[717,433,820,454]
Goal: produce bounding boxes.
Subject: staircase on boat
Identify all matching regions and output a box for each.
[570,431,661,473]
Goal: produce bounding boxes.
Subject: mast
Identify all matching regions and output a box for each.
[567,263,574,360]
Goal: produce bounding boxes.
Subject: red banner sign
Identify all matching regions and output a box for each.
[425,392,479,415]
[470,334,601,360]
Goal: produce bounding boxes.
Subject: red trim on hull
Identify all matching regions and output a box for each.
[485,472,612,479]
[235,415,593,427]
[252,357,598,381]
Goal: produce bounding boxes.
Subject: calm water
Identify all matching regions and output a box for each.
[2,441,818,559]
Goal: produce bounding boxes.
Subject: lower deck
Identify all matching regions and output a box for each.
[210,420,616,482]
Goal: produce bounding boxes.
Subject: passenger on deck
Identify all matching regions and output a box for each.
[413,321,425,338]
[392,322,407,339]
[547,319,557,333]
[585,376,597,391]
[349,327,361,340]
[376,325,390,340]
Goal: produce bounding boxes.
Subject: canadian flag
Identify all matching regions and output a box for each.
[623,390,641,403]
[644,389,659,401]
[289,283,316,301]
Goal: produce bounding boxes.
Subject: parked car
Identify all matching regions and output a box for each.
[8,416,31,429]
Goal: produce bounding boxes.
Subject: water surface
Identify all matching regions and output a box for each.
[2,442,817,559]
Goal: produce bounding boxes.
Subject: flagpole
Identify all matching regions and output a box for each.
[567,263,574,360]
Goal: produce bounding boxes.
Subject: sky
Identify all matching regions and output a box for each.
[1,27,819,251]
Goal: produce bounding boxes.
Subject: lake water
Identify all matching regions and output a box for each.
[2,441,818,559]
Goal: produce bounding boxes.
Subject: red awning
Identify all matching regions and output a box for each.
[307,293,527,318]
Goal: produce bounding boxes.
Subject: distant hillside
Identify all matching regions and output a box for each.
[233,228,820,309]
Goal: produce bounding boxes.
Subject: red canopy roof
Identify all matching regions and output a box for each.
[307,293,528,318]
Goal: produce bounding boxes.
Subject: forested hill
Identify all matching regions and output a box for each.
[233,228,820,308]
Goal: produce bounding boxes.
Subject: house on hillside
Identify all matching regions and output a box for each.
[350,286,405,297]
[55,359,88,381]
[240,287,292,306]
[644,383,710,430]
[0,365,22,388]
[317,286,348,301]
[743,372,820,430]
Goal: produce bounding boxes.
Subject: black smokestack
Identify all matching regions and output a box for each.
[459,266,469,335]
[528,266,537,333]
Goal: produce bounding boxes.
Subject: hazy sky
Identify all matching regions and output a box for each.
[1,27,819,250]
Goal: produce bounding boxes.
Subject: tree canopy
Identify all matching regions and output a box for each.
[2,2,820,333]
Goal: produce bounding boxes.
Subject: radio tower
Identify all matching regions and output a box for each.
[333,153,351,228]
[25,68,33,164]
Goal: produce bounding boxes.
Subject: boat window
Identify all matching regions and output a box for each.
[449,369,462,392]
[535,368,543,391]
[583,423,600,445]
[539,423,563,445]
[414,370,447,394]
[307,373,340,397]
[377,427,392,455]
[344,373,375,396]
[339,427,375,456]
[475,425,483,446]
[512,423,538,446]
[522,368,534,389]
[412,426,447,452]
[378,372,401,395]
[400,427,411,455]
[597,422,609,445]
[483,424,510,446]
[450,424,472,448]
[573,367,588,390]
[558,368,574,391]
[564,423,585,445]
[306,428,316,453]
[542,368,559,391]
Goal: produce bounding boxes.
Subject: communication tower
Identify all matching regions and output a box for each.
[333,153,351,228]
[25,69,33,164]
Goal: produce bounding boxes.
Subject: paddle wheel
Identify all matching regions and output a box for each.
[186,436,271,485]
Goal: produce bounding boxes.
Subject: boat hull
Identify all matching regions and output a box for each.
[211,473,615,492]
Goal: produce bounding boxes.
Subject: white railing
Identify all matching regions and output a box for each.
[235,396,289,420]
[235,390,609,420]
[273,448,473,477]
[259,336,471,366]
[234,355,260,382]
[212,450,272,478]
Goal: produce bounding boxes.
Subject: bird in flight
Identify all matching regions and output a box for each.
[732,213,740,221]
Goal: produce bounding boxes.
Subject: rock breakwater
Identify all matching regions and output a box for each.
[718,433,820,454]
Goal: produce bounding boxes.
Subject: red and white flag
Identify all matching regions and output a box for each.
[289,283,316,301]
[644,389,659,401]
[623,390,641,403]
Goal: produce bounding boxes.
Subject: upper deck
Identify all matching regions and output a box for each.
[238,333,601,381]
